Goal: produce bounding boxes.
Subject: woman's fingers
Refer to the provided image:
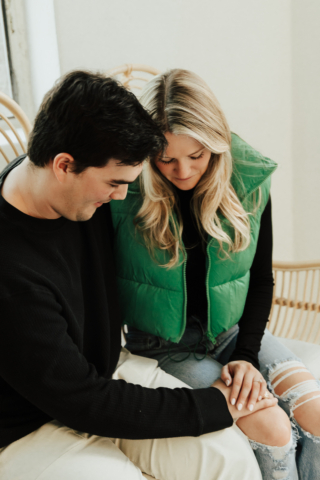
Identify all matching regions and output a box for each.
[235,395,278,419]
[222,361,269,410]
[234,372,256,411]
[252,395,277,413]
[221,364,233,387]
[230,370,245,406]
[211,378,276,420]
[247,380,264,411]
[258,379,267,401]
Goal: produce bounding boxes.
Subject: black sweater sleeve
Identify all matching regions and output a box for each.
[228,197,274,370]
[0,289,233,444]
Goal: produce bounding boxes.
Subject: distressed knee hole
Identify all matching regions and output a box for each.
[268,360,320,419]
[273,467,289,480]
[250,431,296,480]
[269,360,309,392]
[292,391,320,410]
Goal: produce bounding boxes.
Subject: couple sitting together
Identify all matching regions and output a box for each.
[0,68,319,480]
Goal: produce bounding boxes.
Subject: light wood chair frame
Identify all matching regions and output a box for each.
[106,63,160,92]
[0,91,32,164]
[268,260,320,344]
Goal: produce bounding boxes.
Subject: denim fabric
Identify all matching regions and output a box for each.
[126,321,320,479]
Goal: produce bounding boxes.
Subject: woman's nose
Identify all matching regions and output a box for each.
[175,161,190,179]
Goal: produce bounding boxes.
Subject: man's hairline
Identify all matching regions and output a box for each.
[28,154,144,177]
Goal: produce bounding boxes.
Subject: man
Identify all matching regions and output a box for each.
[0,71,273,479]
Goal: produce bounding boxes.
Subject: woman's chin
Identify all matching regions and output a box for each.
[170,176,200,190]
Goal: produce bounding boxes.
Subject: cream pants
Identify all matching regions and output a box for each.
[0,349,262,480]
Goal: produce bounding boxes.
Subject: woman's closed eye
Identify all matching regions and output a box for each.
[159,151,205,164]
[159,158,174,165]
[190,152,204,160]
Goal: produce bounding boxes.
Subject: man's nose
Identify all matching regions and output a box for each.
[110,184,128,201]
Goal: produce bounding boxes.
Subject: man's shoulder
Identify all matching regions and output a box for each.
[0,155,26,185]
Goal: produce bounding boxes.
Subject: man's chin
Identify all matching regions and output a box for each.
[57,203,104,222]
[61,207,96,222]
[74,210,96,222]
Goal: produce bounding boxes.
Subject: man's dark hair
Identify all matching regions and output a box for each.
[27,70,166,173]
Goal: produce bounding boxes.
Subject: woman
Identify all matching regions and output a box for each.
[111,69,320,479]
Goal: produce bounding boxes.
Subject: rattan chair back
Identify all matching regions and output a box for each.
[106,64,160,96]
[0,91,32,165]
[268,261,320,344]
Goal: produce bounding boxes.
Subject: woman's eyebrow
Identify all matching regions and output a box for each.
[162,147,204,159]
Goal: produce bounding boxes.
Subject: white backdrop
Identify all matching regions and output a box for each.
[16,0,320,262]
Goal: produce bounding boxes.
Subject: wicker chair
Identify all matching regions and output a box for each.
[106,63,160,96]
[268,261,320,343]
[267,261,320,379]
[0,91,32,167]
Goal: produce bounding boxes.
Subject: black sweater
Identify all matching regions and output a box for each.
[175,187,274,369]
[0,157,233,448]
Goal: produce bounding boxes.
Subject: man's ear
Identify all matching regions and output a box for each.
[52,153,76,184]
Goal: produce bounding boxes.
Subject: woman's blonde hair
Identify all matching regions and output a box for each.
[136,68,252,268]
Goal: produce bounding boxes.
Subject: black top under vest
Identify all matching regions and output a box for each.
[174,186,274,369]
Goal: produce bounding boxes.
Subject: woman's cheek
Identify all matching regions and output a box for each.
[156,163,170,178]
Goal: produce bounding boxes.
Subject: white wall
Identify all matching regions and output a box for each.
[24,0,60,110]
[0,6,12,97]
[292,0,320,261]
[53,0,295,261]
[3,0,35,119]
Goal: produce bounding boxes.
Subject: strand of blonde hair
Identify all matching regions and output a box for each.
[135,69,253,268]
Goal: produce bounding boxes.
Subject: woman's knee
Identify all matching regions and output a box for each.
[237,404,291,447]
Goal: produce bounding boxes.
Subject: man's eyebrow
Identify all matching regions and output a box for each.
[108,179,135,185]
[162,147,204,158]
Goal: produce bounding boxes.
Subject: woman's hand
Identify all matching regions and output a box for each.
[220,360,268,412]
[212,378,277,420]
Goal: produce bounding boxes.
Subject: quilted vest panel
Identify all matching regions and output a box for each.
[111,134,277,342]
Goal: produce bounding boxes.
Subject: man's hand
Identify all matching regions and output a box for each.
[218,361,271,413]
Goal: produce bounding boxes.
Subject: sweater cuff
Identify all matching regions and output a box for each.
[191,387,233,435]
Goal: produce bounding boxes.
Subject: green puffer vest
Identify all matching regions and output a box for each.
[110,133,277,343]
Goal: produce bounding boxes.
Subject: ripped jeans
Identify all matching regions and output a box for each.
[126,320,320,480]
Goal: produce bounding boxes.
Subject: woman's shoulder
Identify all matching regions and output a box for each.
[127,177,142,195]
[110,178,143,217]
[230,133,277,201]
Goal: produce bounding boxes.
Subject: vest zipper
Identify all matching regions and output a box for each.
[170,211,188,343]
[205,239,216,344]
[181,246,188,342]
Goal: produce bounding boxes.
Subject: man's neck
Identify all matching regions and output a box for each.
[1,157,61,219]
